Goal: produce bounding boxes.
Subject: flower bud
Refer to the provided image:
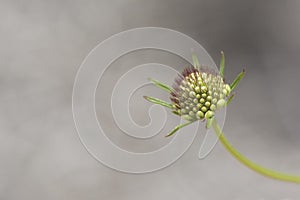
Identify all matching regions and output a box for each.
[201,106,207,112]
[200,98,205,103]
[210,104,216,111]
[196,111,204,119]
[170,66,229,122]
[205,110,214,119]
[204,101,211,107]
[217,99,226,108]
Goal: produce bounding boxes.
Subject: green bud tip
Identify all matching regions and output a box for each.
[196,111,204,119]
[201,106,207,112]
[217,99,226,108]
[205,110,214,119]
[205,101,211,107]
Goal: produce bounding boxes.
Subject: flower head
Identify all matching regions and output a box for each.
[144,52,245,136]
[170,66,231,122]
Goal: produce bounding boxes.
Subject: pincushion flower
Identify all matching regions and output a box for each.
[170,66,230,121]
[145,52,243,136]
[144,52,300,183]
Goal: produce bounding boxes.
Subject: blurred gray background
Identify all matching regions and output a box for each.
[1,0,300,199]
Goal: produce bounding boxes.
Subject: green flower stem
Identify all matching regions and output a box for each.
[211,118,300,183]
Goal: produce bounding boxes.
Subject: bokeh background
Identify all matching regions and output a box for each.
[1,0,300,199]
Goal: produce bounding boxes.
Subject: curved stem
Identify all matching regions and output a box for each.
[211,118,300,183]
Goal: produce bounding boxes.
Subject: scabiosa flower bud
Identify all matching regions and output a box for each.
[144,51,245,136]
[170,66,231,122]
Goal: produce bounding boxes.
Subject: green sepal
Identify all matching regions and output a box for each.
[165,121,193,137]
[143,96,173,108]
[226,94,235,106]
[220,51,225,77]
[230,69,245,91]
[149,78,173,93]
[172,110,181,116]
[192,53,200,70]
